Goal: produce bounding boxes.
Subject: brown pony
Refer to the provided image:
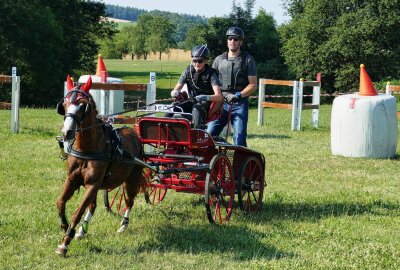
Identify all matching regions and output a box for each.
[55,75,145,256]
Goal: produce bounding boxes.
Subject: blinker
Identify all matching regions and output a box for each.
[56,102,65,116]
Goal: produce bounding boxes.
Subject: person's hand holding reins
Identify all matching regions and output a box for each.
[171,89,181,98]
[171,89,189,103]
[225,92,241,103]
[195,95,210,102]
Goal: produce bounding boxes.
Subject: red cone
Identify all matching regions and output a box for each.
[95,54,108,77]
[359,64,378,96]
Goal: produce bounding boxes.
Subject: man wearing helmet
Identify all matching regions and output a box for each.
[169,44,222,129]
[207,27,257,147]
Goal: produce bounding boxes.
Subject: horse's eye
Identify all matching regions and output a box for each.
[78,103,86,112]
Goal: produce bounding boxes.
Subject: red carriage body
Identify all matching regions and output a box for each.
[105,107,266,224]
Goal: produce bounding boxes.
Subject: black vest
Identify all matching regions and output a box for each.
[183,65,217,98]
[219,51,249,92]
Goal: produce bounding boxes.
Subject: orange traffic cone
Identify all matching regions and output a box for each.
[95,54,109,77]
[359,64,378,96]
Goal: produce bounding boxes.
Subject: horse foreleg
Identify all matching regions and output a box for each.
[56,179,78,233]
[75,198,97,240]
[56,184,99,256]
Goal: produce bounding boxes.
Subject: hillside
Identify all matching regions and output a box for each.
[105,4,207,45]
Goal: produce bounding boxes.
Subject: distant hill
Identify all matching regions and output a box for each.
[105,4,207,23]
[105,4,207,46]
[105,17,132,23]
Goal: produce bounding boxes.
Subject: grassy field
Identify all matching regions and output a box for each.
[0,61,399,269]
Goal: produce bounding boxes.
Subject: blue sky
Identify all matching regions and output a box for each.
[100,0,290,25]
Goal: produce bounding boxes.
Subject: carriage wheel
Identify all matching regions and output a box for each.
[104,186,127,216]
[204,154,235,224]
[144,168,167,205]
[237,156,264,213]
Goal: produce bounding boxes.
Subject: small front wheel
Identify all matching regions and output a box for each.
[143,168,167,205]
[204,154,235,224]
[104,186,126,216]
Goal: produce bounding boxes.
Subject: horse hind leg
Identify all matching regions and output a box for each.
[117,207,131,233]
[75,198,97,240]
[117,166,146,233]
[117,181,137,233]
[56,184,99,256]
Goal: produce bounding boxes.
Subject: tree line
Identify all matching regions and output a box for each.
[105,4,207,47]
[1,0,400,106]
[100,0,286,81]
[0,0,113,105]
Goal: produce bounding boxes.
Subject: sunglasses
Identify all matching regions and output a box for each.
[192,59,205,64]
[227,36,240,41]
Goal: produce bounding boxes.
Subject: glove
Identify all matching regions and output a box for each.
[171,89,181,98]
[195,95,210,102]
[225,93,238,103]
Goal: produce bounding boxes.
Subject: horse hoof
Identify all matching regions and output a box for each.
[117,224,128,233]
[55,244,67,256]
[74,227,85,240]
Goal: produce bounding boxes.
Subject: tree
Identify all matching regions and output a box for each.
[230,0,257,52]
[0,0,114,106]
[184,24,208,51]
[145,16,176,60]
[202,0,256,59]
[253,9,288,79]
[203,17,231,59]
[280,0,400,92]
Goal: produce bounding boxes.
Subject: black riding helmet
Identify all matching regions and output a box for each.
[226,26,244,39]
[191,44,210,59]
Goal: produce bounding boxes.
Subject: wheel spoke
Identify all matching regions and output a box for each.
[205,154,234,224]
[238,157,264,212]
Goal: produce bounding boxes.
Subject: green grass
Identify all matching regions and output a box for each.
[1,61,400,269]
[105,59,189,90]
[103,59,190,105]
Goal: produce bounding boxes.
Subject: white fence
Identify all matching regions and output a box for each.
[257,79,321,131]
[0,67,20,133]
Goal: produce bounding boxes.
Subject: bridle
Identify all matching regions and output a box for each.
[57,88,92,126]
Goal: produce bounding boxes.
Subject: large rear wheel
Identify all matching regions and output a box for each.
[204,154,235,224]
[237,156,264,212]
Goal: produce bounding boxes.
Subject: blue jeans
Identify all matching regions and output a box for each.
[207,98,249,146]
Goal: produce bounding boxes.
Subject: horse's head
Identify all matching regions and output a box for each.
[57,75,94,141]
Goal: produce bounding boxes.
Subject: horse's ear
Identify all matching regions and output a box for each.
[81,76,92,93]
[67,74,74,91]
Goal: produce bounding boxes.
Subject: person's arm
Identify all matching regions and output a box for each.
[237,55,257,98]
[208,71,223,102]
[239,75,257,98]
[171,68,187,96]
[208,84,223,102]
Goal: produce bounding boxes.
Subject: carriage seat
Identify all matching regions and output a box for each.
[136,116,192,147]
[136,116,216,149]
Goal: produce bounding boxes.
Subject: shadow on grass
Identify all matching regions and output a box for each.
[252,200,400,222]
[85,198,295,260]
[389,154,400,161]
[87,223,295,261]
[247,133,291,140]
[137,224,295,261]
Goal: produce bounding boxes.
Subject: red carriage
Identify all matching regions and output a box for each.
[55,79,266,256]
[104,103,266,224]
